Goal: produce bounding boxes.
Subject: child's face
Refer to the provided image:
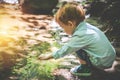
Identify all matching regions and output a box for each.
[58,21,76,35]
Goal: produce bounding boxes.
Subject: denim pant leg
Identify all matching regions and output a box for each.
[76,49,92,67]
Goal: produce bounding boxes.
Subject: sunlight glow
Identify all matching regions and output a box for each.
[0,31,8,35]
[0,25,17,47]
[4,0,18,4]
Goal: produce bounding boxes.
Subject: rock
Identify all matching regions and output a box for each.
[53,65,120,80]
[20,0,58,14]
[53,69,77,80]
[52,55,120,80]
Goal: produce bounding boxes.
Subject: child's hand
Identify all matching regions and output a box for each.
[39,53,53,60]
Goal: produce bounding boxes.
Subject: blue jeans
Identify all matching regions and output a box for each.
[76,49,92,67]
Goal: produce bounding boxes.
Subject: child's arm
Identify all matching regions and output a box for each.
[39,53,53,60]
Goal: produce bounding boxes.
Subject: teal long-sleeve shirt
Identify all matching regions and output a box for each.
[52,21,116,69]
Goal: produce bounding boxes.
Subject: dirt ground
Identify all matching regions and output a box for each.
[0,3,54,41]
[0,3,55,79]
[0,3,120,80]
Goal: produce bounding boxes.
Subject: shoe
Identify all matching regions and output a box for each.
[70,65,91,76]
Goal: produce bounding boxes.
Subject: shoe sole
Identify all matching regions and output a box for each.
[71,72,91,76]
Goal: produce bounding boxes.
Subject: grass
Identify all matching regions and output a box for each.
[0,33,59,80]
[12,54,59,80]
[29,41,51,56]
[11,37,59,80]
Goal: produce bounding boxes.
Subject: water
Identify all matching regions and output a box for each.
[4,0,18,4]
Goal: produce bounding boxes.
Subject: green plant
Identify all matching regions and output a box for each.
[86,17,103,29]
[53,42,62,48]
[15,37,27,46]
[13,56,59,80]
[12,40,59,80]
[29,41,51,56]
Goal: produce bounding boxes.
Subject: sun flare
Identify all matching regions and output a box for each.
[0,17,18,47]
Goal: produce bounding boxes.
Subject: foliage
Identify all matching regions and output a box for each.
[29,41,51,56]
[87,0,120,42]
[86,17,103,29]
[11,38,59,80]
[12,54,59,80]
[0,32,56,80]
[53,42,62,48]
[15,37,27,46]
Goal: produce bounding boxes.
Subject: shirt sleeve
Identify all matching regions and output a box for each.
[52,34,94,59]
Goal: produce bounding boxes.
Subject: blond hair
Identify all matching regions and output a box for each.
[55,2,85,26]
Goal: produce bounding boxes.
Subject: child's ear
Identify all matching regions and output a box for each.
[68,21,74,26]
[68,21,75,28]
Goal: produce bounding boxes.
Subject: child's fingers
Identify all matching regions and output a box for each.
[38,53,53,60]
[38,54,46,60]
